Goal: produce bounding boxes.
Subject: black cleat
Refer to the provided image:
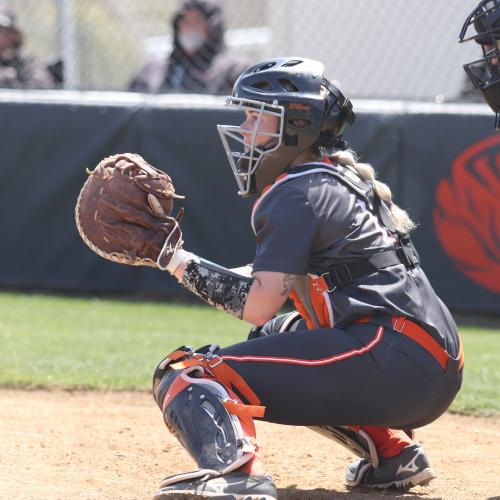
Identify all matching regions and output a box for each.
[153,469,277,499]
[345,443,437,491]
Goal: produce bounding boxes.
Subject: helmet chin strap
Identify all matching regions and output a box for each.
[260,137,279,152]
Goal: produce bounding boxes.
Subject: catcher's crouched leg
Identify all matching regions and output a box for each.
[248,311,306,340]
[311,426,433,491]
[345,443,436,491]
[152,348,277,499]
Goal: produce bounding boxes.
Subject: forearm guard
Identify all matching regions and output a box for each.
[181,256,253,319]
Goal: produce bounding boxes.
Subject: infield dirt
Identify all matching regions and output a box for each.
[1,389,498,499]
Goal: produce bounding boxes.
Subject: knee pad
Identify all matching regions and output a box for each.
[248,311,305,339]
[152,346,193,407]
[155,364,257,475]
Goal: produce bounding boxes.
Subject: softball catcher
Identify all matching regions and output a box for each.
[76,57,464,500]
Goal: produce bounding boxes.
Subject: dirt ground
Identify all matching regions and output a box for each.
[1,390,499,500]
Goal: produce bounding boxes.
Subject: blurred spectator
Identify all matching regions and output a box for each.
[129,0,250,94]
[0,3,54,89]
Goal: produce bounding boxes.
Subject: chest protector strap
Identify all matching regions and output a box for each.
[290,163,420,290]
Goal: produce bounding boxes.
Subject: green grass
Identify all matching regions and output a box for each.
[0,292,249,389]
[0,292,498,415]
[451,328,500,416]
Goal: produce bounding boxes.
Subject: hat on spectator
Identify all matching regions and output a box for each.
[0,3,23,48]
[0,3,16,29]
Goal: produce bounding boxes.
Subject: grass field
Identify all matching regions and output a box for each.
[0,292,498,415]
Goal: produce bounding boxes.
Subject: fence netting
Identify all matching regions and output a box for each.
[8,0,482,100]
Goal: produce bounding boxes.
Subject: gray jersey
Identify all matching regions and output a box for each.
[251,162,459,357]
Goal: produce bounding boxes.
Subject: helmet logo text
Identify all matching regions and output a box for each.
[288,103,311,111]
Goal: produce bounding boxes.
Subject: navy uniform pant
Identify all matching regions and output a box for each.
[218,321,462,429]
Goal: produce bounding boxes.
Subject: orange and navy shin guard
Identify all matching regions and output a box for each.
[155,363,264,475]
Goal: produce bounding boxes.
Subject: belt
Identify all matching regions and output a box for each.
[391,316,464,371]
[354,316,464,371]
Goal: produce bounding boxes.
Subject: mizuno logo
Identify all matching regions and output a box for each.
[396,454,420,475]
[208,479,247,494]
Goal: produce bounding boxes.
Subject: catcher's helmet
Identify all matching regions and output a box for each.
[217,57,355,196]
[459,0,500,128]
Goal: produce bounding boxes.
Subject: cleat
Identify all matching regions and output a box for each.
[346,443,437,491]
[153,470,277,499]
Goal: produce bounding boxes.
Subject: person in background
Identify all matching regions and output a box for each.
[459,0,500,128]
[0,3,54,89]
[129,0,250,94]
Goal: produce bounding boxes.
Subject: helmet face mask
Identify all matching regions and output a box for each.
[460,0,500,43]
[464,51,500,92]
[217,57,355,196]
[217,97,285,196]
[460,0,500,127]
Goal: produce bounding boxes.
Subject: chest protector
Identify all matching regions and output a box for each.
[251,162,420,329]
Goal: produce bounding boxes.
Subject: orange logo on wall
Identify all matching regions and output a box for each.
[433,134,500,294]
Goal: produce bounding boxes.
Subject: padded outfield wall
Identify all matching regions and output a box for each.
[0,90,497,314]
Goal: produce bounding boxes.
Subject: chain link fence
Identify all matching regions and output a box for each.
[7,0,482,100]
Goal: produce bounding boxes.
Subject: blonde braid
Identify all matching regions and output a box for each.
[330,150,416,234]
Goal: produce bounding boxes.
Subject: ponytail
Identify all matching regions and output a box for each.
[329,149,416,234]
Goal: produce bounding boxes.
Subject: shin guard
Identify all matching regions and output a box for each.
[154,363,258,478]
[310,425,380,467]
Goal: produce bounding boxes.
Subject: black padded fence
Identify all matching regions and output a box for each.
[0,91,497,314]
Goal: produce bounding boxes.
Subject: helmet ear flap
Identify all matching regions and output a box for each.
[325,99,355,134]
[316,85,355,151]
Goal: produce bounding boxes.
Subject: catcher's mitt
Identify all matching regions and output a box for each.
[75,153,184,269]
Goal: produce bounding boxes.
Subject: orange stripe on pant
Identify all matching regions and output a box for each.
[221,326,385,366]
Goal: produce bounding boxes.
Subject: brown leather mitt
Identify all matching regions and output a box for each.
[75,153,184,268]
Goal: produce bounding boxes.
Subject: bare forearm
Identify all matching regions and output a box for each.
[242,271,296,326]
